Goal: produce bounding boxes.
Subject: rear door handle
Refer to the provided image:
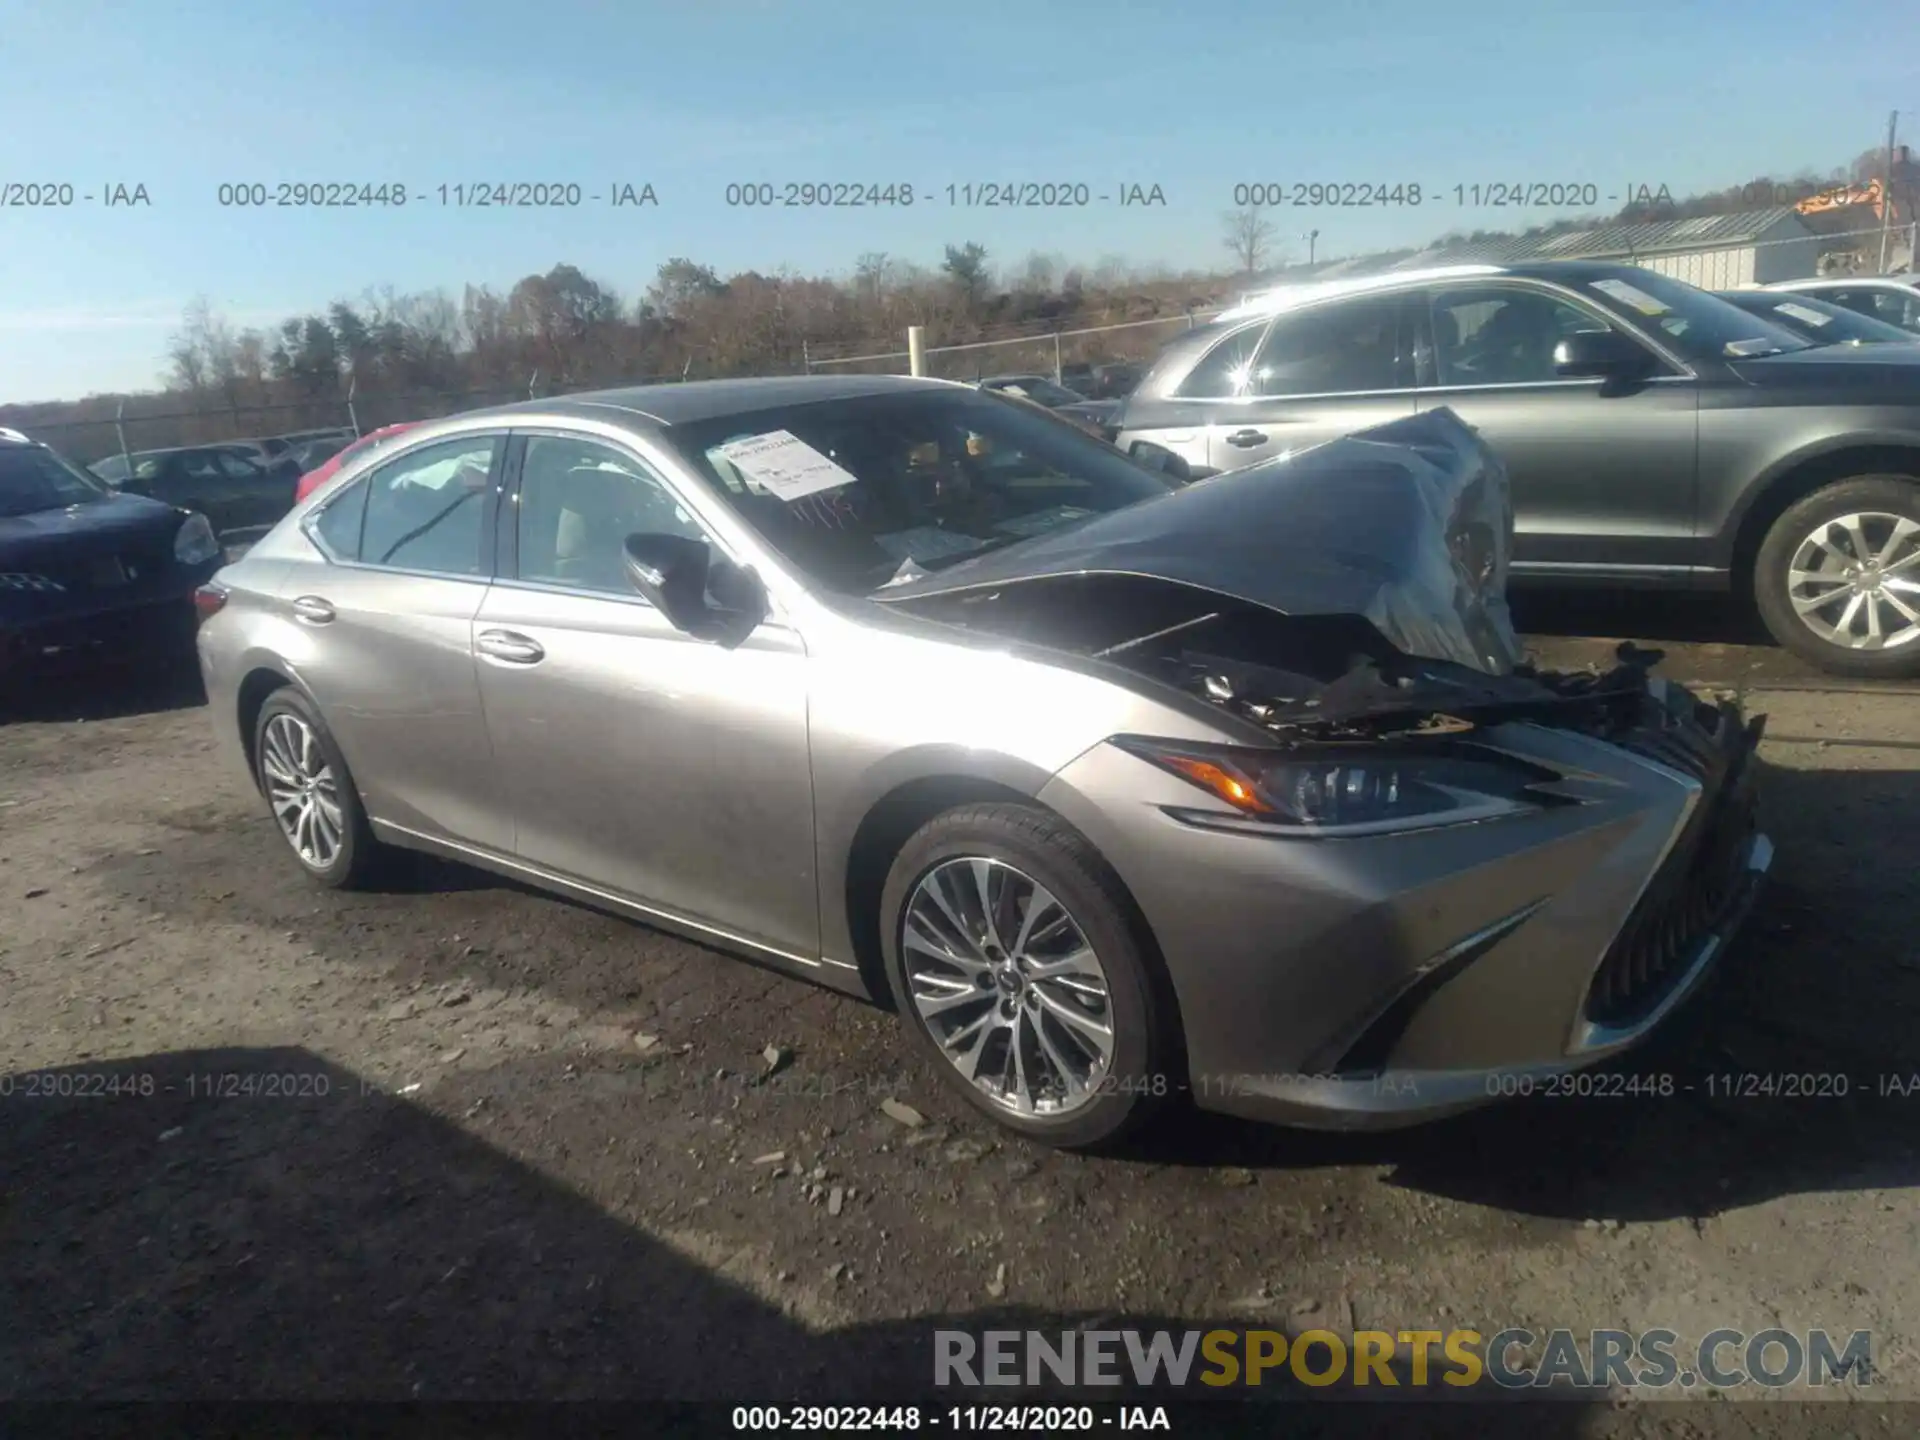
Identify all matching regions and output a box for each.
[1225,429,1269,448]
[476,629,545,665]
[291,595,335,624]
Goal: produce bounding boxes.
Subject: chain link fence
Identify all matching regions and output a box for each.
[20,374,697,472]
[804,310,1224,387]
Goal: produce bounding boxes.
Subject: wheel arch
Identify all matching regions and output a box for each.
[840,770,1191,1097]
[1727,442,1920,588]
[235,663,300,790]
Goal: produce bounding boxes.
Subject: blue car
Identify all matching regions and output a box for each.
[0,428,224,679]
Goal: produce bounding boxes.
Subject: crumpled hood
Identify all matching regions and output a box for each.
[876,406,1521,675]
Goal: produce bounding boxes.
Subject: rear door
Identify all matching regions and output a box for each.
[1197,291,1418,474]
[1409,278,1702,579]
[279,431,513,850]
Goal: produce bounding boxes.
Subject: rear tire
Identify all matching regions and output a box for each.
[1754,475,1920,678]
[252,688,386,889]
[879,802,1174,1150]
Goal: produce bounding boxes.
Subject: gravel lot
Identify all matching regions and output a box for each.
[2,591,1916,1433]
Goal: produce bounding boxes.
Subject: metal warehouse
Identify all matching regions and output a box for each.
[1290,206,1825,288]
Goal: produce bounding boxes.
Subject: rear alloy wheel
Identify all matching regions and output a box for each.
[1755,477,1920,677]
[879,803,1173,1149]
[252,688,385,888]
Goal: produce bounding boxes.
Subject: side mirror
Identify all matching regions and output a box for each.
[1554,329,1650,379]
[1129,441,1193,484]
[623,532,768,647]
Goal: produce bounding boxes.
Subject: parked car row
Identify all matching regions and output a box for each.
[193,378,1770,1150]
[1109,260,1920,676]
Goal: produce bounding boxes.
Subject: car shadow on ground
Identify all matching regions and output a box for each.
[0,654,206,727]
[1510,588,1773,648]
[1140,759,1920,1223]
[0,1047,1605,1433]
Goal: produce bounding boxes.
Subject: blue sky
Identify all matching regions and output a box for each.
[0,0,1912,402]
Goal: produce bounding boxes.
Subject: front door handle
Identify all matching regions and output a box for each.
[291,595,335,624]
[1225,429,1269,448]
[476,629,545,665]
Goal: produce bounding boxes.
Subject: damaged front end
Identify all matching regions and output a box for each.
[877,406,1753,755]
[884,409,1771,1061]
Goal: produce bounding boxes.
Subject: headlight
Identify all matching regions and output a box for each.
[1113,737,1556,837]
[174,512,219,564]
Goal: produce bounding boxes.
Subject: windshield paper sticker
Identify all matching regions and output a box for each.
[1774,301,1832,327]
[715,430,860,502]
[1590,279,1669,316]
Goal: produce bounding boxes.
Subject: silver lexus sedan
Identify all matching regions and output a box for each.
[195,376,1772,1149]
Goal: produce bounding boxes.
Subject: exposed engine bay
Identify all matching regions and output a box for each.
[887,570,1714,746]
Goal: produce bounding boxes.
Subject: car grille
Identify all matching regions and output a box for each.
[42,542,173,593]
[1584,700,1763,1027]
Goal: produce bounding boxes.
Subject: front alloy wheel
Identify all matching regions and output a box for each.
[1757,478,1920,677]
[879,802,1174,1149]
[901,857,1116,1117]
[1784,510,1920,651]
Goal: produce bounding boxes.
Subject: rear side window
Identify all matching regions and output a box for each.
[308,477,369,560]
[1175,322,1268,397]
[1248,294,1406,395]
[358,436,498,575]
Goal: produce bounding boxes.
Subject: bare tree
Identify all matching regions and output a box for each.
[1223,207,1275,276]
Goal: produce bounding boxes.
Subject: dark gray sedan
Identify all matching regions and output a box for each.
[194,376,1771,1148]
[1113,260,1920,677]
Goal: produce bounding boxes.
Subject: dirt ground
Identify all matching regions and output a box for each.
[2,590,1917,1435]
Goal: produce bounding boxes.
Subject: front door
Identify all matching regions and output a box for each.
[472,430,818,958]
[1410,280,1702,580]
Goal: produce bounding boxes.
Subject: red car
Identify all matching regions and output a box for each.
[293,422,421,503]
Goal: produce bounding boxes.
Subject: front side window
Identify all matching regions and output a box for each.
[1248,294,1406,396]
[217,451,266,480]
[1429,287,1611,386]
[663,389,1170,594]
[516,435,707,595]
[355,435,499,575]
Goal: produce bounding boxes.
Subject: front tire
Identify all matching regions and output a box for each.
[878,802,1174,1150]
[1754,475,1920,678]
[252,688,385,889]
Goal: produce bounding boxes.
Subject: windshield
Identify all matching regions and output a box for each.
[0,443,110,518]
[662,389,1170,594]
[1716,291,1917,346]
[1583,270,1814,360]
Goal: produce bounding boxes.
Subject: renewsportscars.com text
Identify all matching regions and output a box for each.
[934,1327,1875,1391]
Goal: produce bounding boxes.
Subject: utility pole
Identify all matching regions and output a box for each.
[1879,110,1898,273]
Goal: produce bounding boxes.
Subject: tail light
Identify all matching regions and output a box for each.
[193,583,229,623]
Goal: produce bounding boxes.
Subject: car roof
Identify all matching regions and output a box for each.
[1216,259,1681,322]
[448,373,960,430]
[1769,276,1919,290]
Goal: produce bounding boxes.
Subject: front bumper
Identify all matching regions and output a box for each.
[0,566,218,679]
[1037,681,1771,1131]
